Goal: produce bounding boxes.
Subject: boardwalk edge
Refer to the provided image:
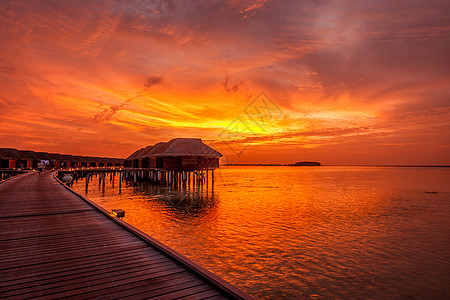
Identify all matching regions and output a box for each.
[0,171,34,185]
[53,172,254,300]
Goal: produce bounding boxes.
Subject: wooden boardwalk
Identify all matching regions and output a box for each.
[0,172,252,299]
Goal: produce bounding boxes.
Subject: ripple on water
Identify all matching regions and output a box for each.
[71,167,450,299]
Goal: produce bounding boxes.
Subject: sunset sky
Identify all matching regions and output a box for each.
[1,0,449,165]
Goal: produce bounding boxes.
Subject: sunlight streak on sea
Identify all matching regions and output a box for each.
[71,166,450,299]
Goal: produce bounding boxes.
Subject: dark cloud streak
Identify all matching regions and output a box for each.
[144,75,163,89]
[92,98,132,123]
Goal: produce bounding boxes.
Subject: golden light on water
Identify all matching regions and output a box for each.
[70,166,450,299]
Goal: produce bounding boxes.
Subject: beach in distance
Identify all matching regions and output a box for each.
[71,166,450,299]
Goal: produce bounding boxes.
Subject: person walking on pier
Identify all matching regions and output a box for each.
[37,161,44,175]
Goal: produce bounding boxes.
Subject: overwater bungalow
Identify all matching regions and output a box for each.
[70,155,85,168]
[16,150,39,169]
[99,157,111,167]
[80,156,96,168]
[59,155,76,168]
[0,148,22,169]
[34,152,51,164]
[48,153,64,168]
[112,158,125,167]
[125,138,222,171]
[0,148,124,169]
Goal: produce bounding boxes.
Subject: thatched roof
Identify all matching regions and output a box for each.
[70,156,85,162]
[48,153,64,161]
[0,148,124,166]
[59,155,76,162]
[109,158,124,164]
[140,144,157,156]
[0,148,22,160]
[155,138,222,157]
[80,156,97,163]
[127,148,146,160]
[34,152,51,160]
[16,150,38,160]
[128,138,222,159]
[99,157,111,164]
[145,142,166,156]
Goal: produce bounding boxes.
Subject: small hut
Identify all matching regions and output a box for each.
[126,138,222,171]
[0,148,124,169]
[0,148,22,169]
[59,155,76,168]
[34,152,52,168]
[48,153,64,168]
[17,150,39,169]
[81,156,96,168]
[71,156,86,168]
[98,157,110,167]
[112,158,125,167]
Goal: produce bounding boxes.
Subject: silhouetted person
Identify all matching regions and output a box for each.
[37,162,44,175]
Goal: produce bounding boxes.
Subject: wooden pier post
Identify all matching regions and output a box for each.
[112,172,115,187]
[193,171,196,188]
[187,171,190,188]
[102,173,105,193]
[85,173,89,193]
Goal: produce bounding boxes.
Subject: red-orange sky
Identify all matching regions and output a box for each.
[1,0,449,165]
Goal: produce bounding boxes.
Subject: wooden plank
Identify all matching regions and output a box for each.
[0,232,137,254]
[0,234,139,256]
[28,267,189,299]
[0,251,168,288]
[133,282,213,299]
[0,225,126,243]
[0,242,147,270]
[0,235,140,258]
[0,248,160,285]
[177,288,224,299]
[1,238,147,262]
[203,295,231,300]
[0,259,181,296]
[106,271,202,299]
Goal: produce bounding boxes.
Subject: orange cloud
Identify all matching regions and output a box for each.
[0,0,449,164]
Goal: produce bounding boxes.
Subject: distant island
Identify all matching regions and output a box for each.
[224,161,322,166]
[289,161,322,166]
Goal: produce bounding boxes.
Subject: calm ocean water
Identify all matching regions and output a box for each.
[71,166,450,299]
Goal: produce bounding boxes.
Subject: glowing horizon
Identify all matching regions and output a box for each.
[1,0,449,165]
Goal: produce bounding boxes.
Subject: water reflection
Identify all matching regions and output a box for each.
[132,180,217,216]
[74,171,219,217]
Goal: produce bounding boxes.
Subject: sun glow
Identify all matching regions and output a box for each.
[0,0,448,164]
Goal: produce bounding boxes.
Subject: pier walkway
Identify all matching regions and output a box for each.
[0,172,251,299]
